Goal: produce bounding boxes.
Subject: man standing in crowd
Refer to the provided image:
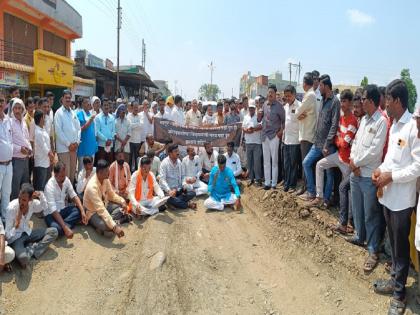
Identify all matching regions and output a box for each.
[159,144,196,209]
[309,90,358,211]
[224,102,241,125]
[242,100,263,186]
[40,96,54,153]
[0,94,13,218]
[282,85,301,193]
[240,96,249,122]
[300,75,340,201]
[295,73,317,196]
[33,110,54,191]
[5,86,20,114]
[11,98,32,200]
[95,99,115,165]
[171,95,185,126]
[44,162,86,238]
[83,160,126,238]
[200,142,219,184]
[372,80,420,315]
[182,146,208,196]
[54,90,80,184]
[262,84,285,190]
[312,70,322,117]
[155,97,171,120]
[202,105,217,126]
[5,184,58,268]
[115,104,131,162]
[77,96,97,171]
[140,100,154,145]
[347,84,387,272]
[215,102,225,126]
[109,150,131,200]
[127,101,143,172]
[204,155,241,211]
[128,157,166,216]
[186,99,202,127]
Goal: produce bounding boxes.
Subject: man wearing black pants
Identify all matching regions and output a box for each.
[372,79,420,315]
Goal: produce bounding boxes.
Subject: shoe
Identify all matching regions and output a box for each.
[271,185,277,190]
[306,197,323,208]
[288,188,296,194]
[256,180,263,187]
[373,279,395,295]
[388,298,406,315]
[264,186,271,190]
[299,192,315,201]
[283,186,289,192]
[295,187,305,196]
[158,205,167,212]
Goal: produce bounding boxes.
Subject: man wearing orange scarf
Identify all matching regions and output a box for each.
[128,156,166,216]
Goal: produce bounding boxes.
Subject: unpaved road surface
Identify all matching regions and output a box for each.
[0,187,416,314]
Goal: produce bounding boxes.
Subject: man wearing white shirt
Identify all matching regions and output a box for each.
[76,156,96,197]
[224,142,243,181]
[372,80,420,314]
[44,162,86,238]
[128,157,166,216]
[295,73,317,195]
[199,142,219,184]
[5,184,58,268]
[312,70,322,118]
[33,110,54,191]
[185,99,202,127]
[171,95,185,126]
[202,105,217,126]
[240,96,249,122]
[347,85,388,272]
[54,90,81,184]
[140,100,154,143]
[283,85,301,193]
[127,101,143,172]
[0,95,13,218]
[182,146,208,196]
[0,217,15,272]
[243,101,263,186]
[40,97,54,154]
[155,97,171,120]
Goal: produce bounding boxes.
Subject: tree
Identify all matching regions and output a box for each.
[360,76,369,87]
[400,68,417,113]
[198,84,221,101]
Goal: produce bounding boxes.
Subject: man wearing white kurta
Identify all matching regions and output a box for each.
[128,157,166,216]
[182,147,208,196]
[372,80,420,315]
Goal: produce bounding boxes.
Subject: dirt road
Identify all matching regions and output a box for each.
[0,188,409,314]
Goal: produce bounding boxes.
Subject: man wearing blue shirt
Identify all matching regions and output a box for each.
[204,155,241,211]
[95,99,115,165]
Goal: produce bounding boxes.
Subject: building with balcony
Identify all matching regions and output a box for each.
[0,0,94,106]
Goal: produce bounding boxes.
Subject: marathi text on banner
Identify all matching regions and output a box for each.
[154,118,242,147]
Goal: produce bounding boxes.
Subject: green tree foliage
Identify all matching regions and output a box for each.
[400,69,417,113]
[360,76,369,88]
[198,84,221,101]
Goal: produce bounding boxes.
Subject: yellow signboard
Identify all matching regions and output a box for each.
[30,49,74,87]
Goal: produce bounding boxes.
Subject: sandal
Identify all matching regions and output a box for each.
[346,225,354,234]
[384,261,392,273]
[373,279,394,295]
[364,254,379,272]
[388,298,406,315]
[330,223,348,235]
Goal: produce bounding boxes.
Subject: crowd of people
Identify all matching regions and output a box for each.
[0,70,419,314]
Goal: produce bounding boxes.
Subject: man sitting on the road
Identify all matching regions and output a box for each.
[109,150,131,200]
[5,184,58,268]
[128,157,167,216]
[139,134,165,157]
[83,159,127,238]
[0,217,15,272]
[44,161,87,238]
[160,144,197,209]
[199,142,218,184]
[182,146,208,196]
[204,155,241,211]
[224,141,243,185]
[76,156,96,198]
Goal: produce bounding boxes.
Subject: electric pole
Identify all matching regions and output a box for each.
[116,0,121,98]
[208,61,215,86]
[141,39,146,70]
[288,61,302,86]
